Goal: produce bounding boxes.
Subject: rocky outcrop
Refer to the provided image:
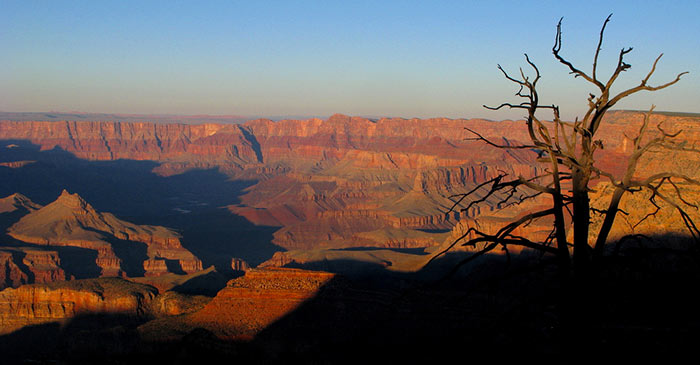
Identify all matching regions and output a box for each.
[178,259,204,273]
[142,258,203,277]
[0,193,42,214]
[0,250,29,288]
[142,259,169,277]
[0,277,158,334]
[139,267,338,340]
[230,257,250,272]
[7,190,202,278]
[19,249,67,284]
[150,291,210,316]
[260,252,296,268]
[0,248,68,289]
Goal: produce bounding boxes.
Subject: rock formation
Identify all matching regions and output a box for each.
[138,267,341,341]
[6,190,201,278]
[0,250,29,288]
[0,115,540,250]
[0,247,70,289]
[0,277,158,334]
[0,120,260,172]
[0,160,34,168]
[187,268,336,338]
[2,110,699,252]
[0,193,42,214]
[230,257,250,272]
[1,111,699,356]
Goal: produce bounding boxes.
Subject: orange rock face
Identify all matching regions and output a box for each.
[0,277,157,334]
[142,259,169,277]
[0,121,260,166]
[0,248,68,289]
[142,268,337,340]
[20,249,68,284]
[0,250,29,288]
[230,257,250,272]
[0,193,42,214]
[588,181,700,250]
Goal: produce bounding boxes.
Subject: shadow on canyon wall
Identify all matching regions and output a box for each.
[0,139,283,271]
[2,139,700,361]
[2,235,699,362]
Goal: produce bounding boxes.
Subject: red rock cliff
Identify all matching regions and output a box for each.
[0,277,157,334]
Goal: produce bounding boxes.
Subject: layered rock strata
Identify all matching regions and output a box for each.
[0,277,158,334]
[139,267,343,341]
[6,191,201,277]
[2,111,699,250]
[187,267,337,338]
[0,250,28,288]
[0,247,67,290]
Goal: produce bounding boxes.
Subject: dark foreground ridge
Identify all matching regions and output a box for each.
[1,244,699,363]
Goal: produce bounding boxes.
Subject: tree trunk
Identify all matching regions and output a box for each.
[572,169,591,277]
[552,194,571,279]
[593,187,625,260]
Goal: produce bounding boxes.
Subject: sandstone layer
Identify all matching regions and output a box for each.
[137,267,352,341]
[0,250,29,288]
[0,248,68,288]
[0,277,157,334]
[185,268,335,339]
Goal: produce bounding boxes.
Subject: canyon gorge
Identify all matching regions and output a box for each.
[1,111,699,360]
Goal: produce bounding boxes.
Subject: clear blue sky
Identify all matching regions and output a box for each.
[2,0,698,120]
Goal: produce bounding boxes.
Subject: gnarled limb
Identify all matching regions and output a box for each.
[436,16,692,281]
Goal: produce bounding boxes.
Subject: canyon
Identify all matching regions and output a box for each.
[0,113,545,280]
[1,111,700,360]
[1,111,699,283]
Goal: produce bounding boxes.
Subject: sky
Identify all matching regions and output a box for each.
[2,0,699,121]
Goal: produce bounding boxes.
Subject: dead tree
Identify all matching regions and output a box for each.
[434,15,698,279]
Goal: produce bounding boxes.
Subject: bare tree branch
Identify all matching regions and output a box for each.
[434,15,694,281]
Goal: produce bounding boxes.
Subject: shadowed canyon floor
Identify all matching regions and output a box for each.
[1,256,699,362]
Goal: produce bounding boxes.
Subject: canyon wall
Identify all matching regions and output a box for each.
[0,121,260,171]
[2,110,699,252]
[0,114,539,251]
[0,277,157,334]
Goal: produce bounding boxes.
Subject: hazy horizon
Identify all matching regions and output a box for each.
[3,108,699,125]
[2,1,698,121]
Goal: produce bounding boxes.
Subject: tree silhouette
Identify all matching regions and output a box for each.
[434,15,698,280]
